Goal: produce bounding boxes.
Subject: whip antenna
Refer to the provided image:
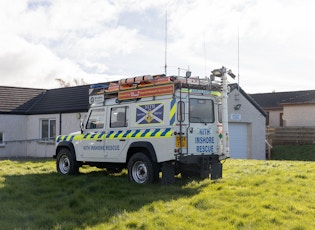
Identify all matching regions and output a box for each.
[164,11,168,76]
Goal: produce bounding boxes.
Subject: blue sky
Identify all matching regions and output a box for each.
[1,0,314,93]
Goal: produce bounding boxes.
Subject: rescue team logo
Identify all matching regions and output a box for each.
[136,103,164,125]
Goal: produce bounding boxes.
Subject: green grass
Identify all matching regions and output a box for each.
[271,144,315,161]
[0,159,314,229]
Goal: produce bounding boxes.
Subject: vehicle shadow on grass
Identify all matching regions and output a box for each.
[0,169,208,229]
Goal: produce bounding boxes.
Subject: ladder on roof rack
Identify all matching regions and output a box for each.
[89,74,221,103]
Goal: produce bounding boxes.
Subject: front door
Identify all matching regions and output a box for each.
[81,107,106,159]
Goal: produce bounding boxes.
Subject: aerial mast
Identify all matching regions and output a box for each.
[164,11,168,76]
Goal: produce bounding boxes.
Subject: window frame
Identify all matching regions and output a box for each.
[85,108,105,130]
[177,101,185,122]
[40,118,56,141]
[189,98,215,123]
[110,106,128,128]
[0,132,4,146]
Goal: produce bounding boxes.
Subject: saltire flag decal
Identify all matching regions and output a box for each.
[136,103,164,124]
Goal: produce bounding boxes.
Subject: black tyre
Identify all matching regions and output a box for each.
[56,148,79,175]
[127,153,159,184]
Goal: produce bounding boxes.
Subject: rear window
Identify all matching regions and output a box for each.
[189,98,214,123]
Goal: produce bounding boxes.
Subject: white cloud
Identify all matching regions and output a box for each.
[0,0,315,92]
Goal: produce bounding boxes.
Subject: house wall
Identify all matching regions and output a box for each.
[267,109,283,127]
[1,90,266,160]
[0,112,86,158]
[283,104,315,126]
[0,114,27,158]
[25,113,86,158]
[228,90,266,160]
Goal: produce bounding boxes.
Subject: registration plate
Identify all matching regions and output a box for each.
[176,136,187,148]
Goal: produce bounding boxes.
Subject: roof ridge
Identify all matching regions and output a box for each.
[25,90,47,114]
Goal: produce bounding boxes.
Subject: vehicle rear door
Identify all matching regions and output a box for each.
[187,97,218,155]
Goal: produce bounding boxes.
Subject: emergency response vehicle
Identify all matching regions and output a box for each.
[54,67,233,184]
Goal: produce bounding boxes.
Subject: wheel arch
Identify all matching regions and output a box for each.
[55,142,76,160]
[127,141,158,163]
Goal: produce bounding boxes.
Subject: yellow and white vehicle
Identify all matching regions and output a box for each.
[55,67,232,184]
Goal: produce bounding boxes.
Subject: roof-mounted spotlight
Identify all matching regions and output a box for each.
[185,70,191,78]
[211,68,223,77]
[228,69,236,79]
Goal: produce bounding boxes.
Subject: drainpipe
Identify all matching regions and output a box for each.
[59,113,62,135]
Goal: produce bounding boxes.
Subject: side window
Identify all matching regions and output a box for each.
[86,108,105,129]
[110,106,128,128]
[41,119,56,141]
[0,132,4,146]
[177,101,185,122]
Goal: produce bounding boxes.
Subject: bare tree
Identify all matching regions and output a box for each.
[55,78,88,87]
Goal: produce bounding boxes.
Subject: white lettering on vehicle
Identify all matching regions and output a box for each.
[194,128,215,153]
[83,145,120,151]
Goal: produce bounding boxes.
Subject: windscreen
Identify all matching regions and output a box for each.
[189,98,214,123]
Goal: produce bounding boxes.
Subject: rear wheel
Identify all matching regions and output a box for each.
[56,148,79,175]
[127,153,158,184]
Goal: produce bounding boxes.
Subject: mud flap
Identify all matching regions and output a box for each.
[178,154,223,180]
[162,162,175,185]
[210,161,222,180]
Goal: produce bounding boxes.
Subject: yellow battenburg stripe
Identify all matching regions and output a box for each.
[56,128,173,143]
[169,98,176,125]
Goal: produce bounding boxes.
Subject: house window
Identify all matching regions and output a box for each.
[280,112,284,127]
[0,132,4,146]
[41,119,56,141]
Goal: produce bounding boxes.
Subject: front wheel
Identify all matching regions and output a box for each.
[56,148,79,175]
[127,153,158,184]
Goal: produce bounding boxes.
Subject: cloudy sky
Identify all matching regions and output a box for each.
[1,0,314,93]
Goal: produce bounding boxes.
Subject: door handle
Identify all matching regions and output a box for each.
[96,139,102,142]
[119,139,126,142]
[189,127,193,133]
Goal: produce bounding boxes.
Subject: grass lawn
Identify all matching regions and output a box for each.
[0,159,314,229]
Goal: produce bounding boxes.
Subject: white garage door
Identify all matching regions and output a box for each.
[229,123,248,159]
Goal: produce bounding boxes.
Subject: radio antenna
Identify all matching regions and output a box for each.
[203,33,207,77]
[237,27,240,91]
[164,11,168,76]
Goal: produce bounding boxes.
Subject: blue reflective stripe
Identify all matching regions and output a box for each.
[131,129,140,137]
[141,129,150,137]
[171,98,176,107]
[69,136,74,142]
[106,131,114,138]
[83,133,90,139]
[98,131,105,138]
[123,130,131,137]
[170,116,175,126]
[161,128,171,136]
[114,130,123,138]
[151,128,160,137]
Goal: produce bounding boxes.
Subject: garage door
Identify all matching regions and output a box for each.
[229,123,248,159]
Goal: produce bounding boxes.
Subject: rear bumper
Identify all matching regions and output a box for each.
[177,154,222,179]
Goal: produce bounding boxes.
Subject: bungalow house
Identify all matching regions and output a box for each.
[0,83,266,159]
[250,90,315,127]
